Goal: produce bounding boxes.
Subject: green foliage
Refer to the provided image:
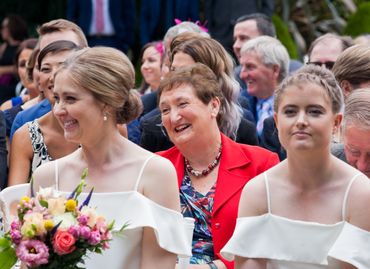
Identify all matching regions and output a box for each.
[272,15,299,60]
[344,3,370,37]
[0,236,17,269]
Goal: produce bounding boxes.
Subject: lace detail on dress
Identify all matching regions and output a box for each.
[28,120,52,174]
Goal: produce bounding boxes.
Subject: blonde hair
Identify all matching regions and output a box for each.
[58,47,142,124]
[38,19,88,48]
[275,65,344,114]
[332,45,370,89]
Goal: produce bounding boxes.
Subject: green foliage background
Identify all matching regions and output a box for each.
[344,2,370,36]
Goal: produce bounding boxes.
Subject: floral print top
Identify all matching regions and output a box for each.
[27,120,52,175]
[180,174,216,264]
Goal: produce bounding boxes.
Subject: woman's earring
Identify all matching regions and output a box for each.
[103,114,107,121]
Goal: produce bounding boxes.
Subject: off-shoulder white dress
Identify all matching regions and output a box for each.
[55,156,192,269]
[221,173,370,269]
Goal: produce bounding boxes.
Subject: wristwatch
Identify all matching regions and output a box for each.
[207,261,217,269]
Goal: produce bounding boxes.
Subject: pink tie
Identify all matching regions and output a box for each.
[95,0,104,33]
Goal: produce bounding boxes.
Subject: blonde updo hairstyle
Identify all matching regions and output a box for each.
[274,64,344,114]
[57,46,143,124]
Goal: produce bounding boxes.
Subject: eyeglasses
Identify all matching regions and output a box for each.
[308,61,335,70]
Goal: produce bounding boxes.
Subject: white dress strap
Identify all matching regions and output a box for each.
[134,155,156,191]
[341,173,361,221]
[263,172,271,214]
[54,160,59,191]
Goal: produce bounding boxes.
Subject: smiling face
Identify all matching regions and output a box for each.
[275,82,341,152]
[159,84,219,147]
[140,46,162,90]
[53,70,106,144]
[240,51,279,99]
[39,50,75,105]
[343,126,370,178]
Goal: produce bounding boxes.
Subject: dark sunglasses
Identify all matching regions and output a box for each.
[308,61,335,70]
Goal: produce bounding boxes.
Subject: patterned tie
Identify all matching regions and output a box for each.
[256,101,272,136]
[95,0,104,34]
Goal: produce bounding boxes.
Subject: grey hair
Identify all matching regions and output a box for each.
[164,21,210,44]
[343,89,370,131]
[221,61,243,140]
[241,35,290,82]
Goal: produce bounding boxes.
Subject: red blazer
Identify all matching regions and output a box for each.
[158,133,279,268]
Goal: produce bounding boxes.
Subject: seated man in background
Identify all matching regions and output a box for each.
[332,89,370,178]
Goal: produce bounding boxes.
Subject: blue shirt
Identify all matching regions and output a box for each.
[10,99,51,142]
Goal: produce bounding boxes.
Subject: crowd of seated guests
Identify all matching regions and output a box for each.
[0,10,370,269]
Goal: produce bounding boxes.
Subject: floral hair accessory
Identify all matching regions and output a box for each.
[155,42,164,56]
[174,18,209,33]
[0,169,126,269]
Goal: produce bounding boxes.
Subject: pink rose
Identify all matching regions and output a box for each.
[53,231,76,255]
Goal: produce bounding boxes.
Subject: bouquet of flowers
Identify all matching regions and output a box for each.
[0,171,117,269]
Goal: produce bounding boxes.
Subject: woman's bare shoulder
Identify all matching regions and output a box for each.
[239,162,285,217]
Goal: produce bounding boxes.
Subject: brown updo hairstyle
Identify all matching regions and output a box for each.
[158,63,224,126]
[57,46,143,124]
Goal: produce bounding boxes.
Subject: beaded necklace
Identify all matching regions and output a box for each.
[185,144,222,177]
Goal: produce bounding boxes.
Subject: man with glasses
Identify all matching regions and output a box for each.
[307,33,353,70]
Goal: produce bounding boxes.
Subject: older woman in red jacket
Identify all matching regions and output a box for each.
[157,63,279,269]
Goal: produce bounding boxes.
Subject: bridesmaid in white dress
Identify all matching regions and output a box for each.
[221,65,370,268]
[32,47,191,269]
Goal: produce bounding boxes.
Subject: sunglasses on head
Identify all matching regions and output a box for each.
[308,61,335,70]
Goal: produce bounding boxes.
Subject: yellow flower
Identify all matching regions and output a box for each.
[19,196,30,205]
[44,219,54,230]
[65,199,77,212]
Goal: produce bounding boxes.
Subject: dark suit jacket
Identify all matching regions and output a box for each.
[67,0,135,49]
[260,115,286,161]
[140,91,158,117]
[205,0,274,52]
[158,133,279,269]
[139,0,199,46]
[139,108,259,152]
[0,111,8,190]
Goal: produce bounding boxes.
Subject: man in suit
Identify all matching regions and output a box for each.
[67,0,135,53]
[239,36,289,137]
[139,0,199,47]
[205,0,274,56]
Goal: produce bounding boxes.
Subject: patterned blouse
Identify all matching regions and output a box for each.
[27,120,53,175]
[180,174,216,264]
